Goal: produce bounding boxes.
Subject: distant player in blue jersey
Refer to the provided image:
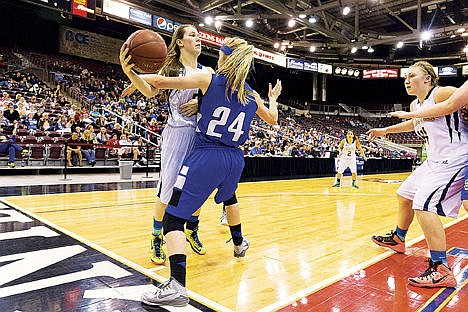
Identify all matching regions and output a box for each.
[368,62,467,289]
[121,36,281,307]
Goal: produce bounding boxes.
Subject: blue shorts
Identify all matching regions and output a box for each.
[165,147,244,220]
[462,168,468,201]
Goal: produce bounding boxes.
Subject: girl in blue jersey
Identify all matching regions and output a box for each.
[121,36,281,307]
[368,62,467,289]
[121,25,214,265]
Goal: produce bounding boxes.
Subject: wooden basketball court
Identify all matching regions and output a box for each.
[1,172,466,311]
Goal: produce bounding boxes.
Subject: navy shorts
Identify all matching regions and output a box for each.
[165,147,244,220]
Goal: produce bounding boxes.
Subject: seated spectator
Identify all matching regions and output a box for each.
[96,127,110,144]
[105,133,121,159]
[249,140,263,157]
[66,132,82,167]
[0,125,27,168]
[0,110,10,129]
[4,104,20,124]
[81,129,96,167]
[118,133,132,159]
[25,112,38,130]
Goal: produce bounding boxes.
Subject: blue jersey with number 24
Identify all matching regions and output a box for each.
[195,74,258,148]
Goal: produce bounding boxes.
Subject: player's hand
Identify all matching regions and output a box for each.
[180,99,198,117]
[119,43,135,76]
[121,83,137,97]
[269,80,282,101]
[366,128,387,142]
[388,111,412,119]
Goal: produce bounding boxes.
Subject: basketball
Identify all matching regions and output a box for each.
[125,29,167,73]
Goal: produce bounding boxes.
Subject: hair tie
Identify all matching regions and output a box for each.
[220,44,233,56]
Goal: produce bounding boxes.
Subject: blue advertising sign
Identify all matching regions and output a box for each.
[153,15,181,33]
[303,61,318,72]
[438,66,458,77]
[129,7,152,26]
[287,58,304,70]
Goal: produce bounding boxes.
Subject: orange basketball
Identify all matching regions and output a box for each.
[125,29,167,73]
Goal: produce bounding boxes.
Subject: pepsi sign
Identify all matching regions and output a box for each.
[153,16,181,33]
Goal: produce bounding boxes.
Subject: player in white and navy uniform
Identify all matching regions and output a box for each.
[333,130,367,188]
[120,25,214,265]
[122,37,281,307]
[369,61,468,288]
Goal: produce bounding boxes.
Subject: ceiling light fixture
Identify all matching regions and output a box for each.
[204,16,213,25]
[421,31,432,41]
[342,6,351,16]
[274,42,280,49]
[351,47,357,53]
[299,14,307,19]
[288,19,296,27]
[368,47,374,53]
[308,16,317,23]
[245,19,254,28]
[362,45,368,50]
[456,28,465,33]
[310,46,316,52]
[396,41,404,48]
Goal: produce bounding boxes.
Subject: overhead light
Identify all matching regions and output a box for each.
[396,41,404,48]
[308,16,317,24]
[204,16,213,25]
[450,34,456,38]
[298,14,307,19]
[310,46,316,52]
[362,45,368,50]
[368,47,374,53]
[198,23,205,27]
[462,32,468,37]
[456,28,465,33]
[342,6,351,16]
[274,42,280,49]
[421,31,432,41]
[288,19,296,27]
[288,45,293,48]
[214,20,222,28]
[351,47,357,53]
[245,19,254,28]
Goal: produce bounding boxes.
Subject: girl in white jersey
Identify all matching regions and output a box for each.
[368,61,468,288]
[332,130,367,188]
[121,25,214,264]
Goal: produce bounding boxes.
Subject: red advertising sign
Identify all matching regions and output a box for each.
[72,0,96,19]
[363,69,398,79]
[198,30,224,47]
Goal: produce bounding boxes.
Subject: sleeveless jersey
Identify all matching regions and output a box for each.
[195,74,258,148]
[341,139,356,159]
[167,65,210,128]
[413,87,468,161]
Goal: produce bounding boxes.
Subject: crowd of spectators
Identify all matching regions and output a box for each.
[0,50,417,168]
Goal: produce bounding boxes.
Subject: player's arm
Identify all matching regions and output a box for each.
[355,137,367,161]
[256,80,281,125]
[148,72,212,93]
[390,83,466,119]
[337,140,344,156]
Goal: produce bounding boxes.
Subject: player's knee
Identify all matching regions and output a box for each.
[163,213,185,235]
[224,193,237,206]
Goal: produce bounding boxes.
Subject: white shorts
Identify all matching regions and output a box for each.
[156,125,195,204]
[397,157,468,218]
[337,157,357,174]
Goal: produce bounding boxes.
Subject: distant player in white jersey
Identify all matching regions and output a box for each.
[368,61,468,288]
[332,130,367,188]
[121,25,214,265]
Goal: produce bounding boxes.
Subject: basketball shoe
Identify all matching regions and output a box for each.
[185,227,206,255]
[352,181,359,188]
[234,237,250,257]
[371,230,405,253]
[7,161,15,168]
[150,234,166,264]
[332,182,340,187]
[408,259,457,288]
[141,277,189,307]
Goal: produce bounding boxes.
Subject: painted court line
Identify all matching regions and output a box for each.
[1,199,233,312]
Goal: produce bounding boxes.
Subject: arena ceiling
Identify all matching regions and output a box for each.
[136,0,468,66]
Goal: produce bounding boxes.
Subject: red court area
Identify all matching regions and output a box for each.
[279,219,468,312]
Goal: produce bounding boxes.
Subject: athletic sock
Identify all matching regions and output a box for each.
[152,219,163,236]
[186,216,199,231]
[430,250,448,267]
[229,223,243,246]
[169,254,187,286]
[395,226,407,242]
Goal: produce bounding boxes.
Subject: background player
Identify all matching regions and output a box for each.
[332,130,367,188]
